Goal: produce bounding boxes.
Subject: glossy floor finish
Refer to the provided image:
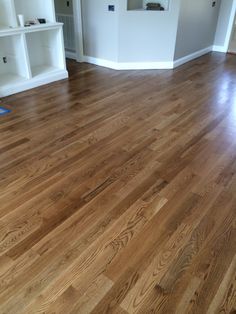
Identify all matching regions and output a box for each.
[0,53,236,314]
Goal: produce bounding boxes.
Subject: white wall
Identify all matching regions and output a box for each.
[82,0,181,64]
[174,0,221,60]
[118,0,181,63]
[81,0,119,62]
[214,0,235,50]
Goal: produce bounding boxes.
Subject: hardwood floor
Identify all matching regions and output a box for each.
[0,53,236,313]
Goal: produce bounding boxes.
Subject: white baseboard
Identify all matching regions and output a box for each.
[173,46,213,68]
[66,50,77,60]
[84,46,220,71]
[83,56,173,70]
[83,56,119,69]
[117,61,174,70]
[212,45,227,53]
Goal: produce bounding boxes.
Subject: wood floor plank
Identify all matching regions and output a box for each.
[132,188,230,313]
[207,254,236,314]
[0,53,236,313]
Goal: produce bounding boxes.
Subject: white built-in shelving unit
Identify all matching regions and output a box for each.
[0,0,68,97]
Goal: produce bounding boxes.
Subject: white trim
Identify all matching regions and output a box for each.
[55,0,84,62]
[224,0,236,52]
[83,46,222,71]
[116,61,173,70]
[73,0,84,62]
[84,46,214,71]
[83,56,119,69]
[59,26,67,71]
[212,45,227,53]
[83,56,173,70]
[66,50,77,60]
[0,70,68,97]
[173,46,213,68]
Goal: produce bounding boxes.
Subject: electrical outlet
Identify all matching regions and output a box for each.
[212,1,216,7]
[67,0,70,7]
[3,57,7,64]
[108,5,115,11]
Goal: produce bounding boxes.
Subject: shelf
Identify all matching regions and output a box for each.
[0,23,63,37]
[0,34,30,79]
[127,0,170,11]
[31,65,61,78]
[127,0,143,10]
[0,69,68,97]
[0,73,27,85]
[25,28,65,78]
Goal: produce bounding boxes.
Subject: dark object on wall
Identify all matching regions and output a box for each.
[146,3,164,10]
[108,5,115,11]
[38,18,46,24]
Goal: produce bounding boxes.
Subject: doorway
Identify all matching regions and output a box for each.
[54,0,83,62]
[228,14,236,53]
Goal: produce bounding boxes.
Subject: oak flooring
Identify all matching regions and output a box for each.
[0,53,236,313]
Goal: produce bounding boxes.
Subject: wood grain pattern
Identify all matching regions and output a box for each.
[0,53,236,313]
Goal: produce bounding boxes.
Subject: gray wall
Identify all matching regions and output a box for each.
[214,0,234,47]
[55,0,73,15]
[81,0,119,62]
[174,0,221,60]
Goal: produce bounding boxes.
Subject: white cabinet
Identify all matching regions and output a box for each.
[0,0,68,97]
